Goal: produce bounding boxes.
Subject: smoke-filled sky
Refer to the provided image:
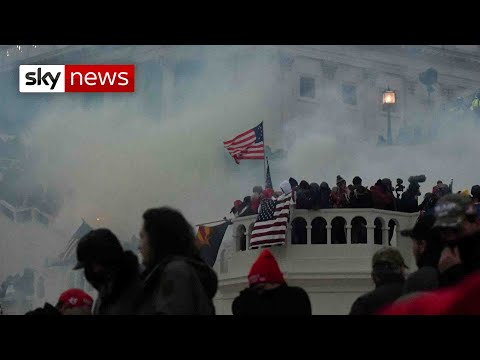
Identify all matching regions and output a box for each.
[1,45,480,282]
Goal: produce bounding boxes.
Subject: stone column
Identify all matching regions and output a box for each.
[366,225,375,245]
[382,227,389,246]
[306,225,312,244]
[326,225,332,244]
[346,225,352,244]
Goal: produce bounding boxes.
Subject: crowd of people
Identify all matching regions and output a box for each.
[230,175,480,218]
[12,174,480,315]
[350,191,480,315]
[22,206,312,315]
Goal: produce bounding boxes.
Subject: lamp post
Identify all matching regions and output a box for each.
[383,88,396,145]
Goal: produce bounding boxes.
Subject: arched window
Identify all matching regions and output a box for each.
[351,217,367,244]
[374,217,384,245]
[388,219,399,246]
[331,217,347,244]
[311,217,327,244]
[236,225,247,251]
[220,249,228,274]
[291,217,307,244]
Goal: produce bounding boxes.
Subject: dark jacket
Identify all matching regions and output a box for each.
[399,191,419,213]
[349,278,405,315]
[403,266,439,295]
[25,302,61,316]
[318,185,332,209]
[296,184,313,210]
[232,284,312,315]
[138,255,218,315]
[350,185,373,208]
[94,251,143,315]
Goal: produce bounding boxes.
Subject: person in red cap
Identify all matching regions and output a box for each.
[25,288,93,315]
[56,288,94,315]
[231,249,312,315]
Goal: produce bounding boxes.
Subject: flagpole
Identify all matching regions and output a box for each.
[195,218,232,227]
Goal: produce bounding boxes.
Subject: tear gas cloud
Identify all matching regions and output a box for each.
[1,45,479,283]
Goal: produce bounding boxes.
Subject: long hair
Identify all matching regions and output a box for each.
[142,207,198,266]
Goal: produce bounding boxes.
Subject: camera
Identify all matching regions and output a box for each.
[395,178,405,199]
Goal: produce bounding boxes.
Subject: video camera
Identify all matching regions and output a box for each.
[394,178,405,199]
[407,175,426,196]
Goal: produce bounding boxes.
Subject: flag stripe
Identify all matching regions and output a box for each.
[249,193,292,248]
[224,123,264,163]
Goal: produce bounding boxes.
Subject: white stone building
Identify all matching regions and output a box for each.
[1,45,479,314]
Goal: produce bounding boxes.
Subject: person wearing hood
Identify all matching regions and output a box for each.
[399,183,421,213]
[309,182,322,210]
[137,207,218,315]
[231,249,312,315]
[279,180,292,195]
[73,229,143,315]
[349,176,373,209]
[296,180,313,210]
[317,182,332,209]
[400,215,441,296]
[331,175,350,208]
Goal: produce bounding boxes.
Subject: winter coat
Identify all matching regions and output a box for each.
[25,303,62,316]
[370,185,395,211]
[331,188,350,208]
[138,255,218,315]
[296,187,313,210]
[399,191,419,213]
[94,251,144,315]
[319,186,332,209]
[231,283,312,315]
[349,277,405,315]
[403,266,439,295]
[349,185,373,208]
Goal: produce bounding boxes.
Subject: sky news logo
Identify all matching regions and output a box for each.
[19,64,135,93]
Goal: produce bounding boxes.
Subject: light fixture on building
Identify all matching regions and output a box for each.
[383,89,396,105]
[382,87,396,145]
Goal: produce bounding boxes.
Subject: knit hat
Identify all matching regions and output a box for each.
[336,175,345,185]
[234,200,242,207]
[248,249,285,286]
[352,176,362,186]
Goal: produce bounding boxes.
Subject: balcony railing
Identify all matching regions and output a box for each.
[231,206,419,250]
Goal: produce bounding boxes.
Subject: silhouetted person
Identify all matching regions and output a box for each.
[232,249,311,315]
[137,207,218,315]
[74,229,143,315]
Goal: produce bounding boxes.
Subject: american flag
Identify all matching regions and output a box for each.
[249,193,292,248]
[223,122,264,164]
[58,219,93,263]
